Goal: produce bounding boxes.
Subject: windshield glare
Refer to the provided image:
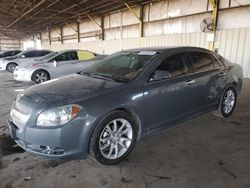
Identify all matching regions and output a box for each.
[85,51,157,82]
[37,52,59,61]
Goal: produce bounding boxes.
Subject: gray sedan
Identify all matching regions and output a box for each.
[8,47,243,165]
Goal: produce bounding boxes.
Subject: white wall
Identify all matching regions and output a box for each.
[40,0,250,77]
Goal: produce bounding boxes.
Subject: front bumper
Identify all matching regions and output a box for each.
[0,61,6,70]
[8,117,89,160]
[13,69,32,82]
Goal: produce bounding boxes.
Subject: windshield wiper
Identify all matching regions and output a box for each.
[77,71,90,76]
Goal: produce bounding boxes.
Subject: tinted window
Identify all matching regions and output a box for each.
[37,50,51,57]
[150,53,188,81]
[23,51,37,58]
[189,52,221,72]
[54,52,78,62]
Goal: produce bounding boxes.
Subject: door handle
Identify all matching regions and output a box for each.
[185,80,195,85]
[218,72,226,76]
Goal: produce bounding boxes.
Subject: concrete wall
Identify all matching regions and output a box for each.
[39,0,250,77]
[0,35,20,50]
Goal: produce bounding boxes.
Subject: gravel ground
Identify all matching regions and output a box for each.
[0,71,250,188]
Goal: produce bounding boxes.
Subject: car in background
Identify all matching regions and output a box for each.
[8,47,242,164]
[0,49,52,72]
[14,50,106,84]
[0,50,22,58]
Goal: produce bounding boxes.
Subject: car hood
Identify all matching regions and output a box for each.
[19,74,124,107]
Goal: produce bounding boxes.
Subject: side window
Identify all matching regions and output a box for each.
[189,52,221,72]
[23,51,36,58]
[77,51,95,60]
[54,52,78,62]
[150,53,187,81]
[4,51,12,56]
[37,51,51,57]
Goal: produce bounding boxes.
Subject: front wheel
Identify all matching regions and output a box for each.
[32,70,50,84]
[89,111,137,165]
[213,87,237,118]
[6,63,17,73]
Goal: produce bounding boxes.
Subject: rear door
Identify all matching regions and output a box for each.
[187,50,226,109]
[144,51,205,131]
[75,50,96,71]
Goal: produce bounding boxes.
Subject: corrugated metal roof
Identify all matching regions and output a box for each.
[0,0,154,38]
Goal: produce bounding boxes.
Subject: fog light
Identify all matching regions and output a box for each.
[41,146,64,155]
[27,144,64,155]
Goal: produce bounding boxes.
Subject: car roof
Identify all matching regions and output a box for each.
[57,49,91,53]
[122,46,211,53]
[22,49,52,52]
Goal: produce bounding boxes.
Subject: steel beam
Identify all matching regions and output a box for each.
[208,0,220,50]
[6,0,48,29]
[124,2,143,38]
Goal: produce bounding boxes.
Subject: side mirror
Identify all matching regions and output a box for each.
[21,55,25,58]
[149,70,171,82]
[53,60,58,67]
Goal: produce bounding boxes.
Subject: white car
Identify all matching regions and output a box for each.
[0,49,52,72]
[14,50,106,84]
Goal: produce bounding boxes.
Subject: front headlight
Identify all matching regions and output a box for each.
[36,104,82,126]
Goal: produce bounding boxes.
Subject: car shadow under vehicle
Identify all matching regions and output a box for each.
[0,135,25,156]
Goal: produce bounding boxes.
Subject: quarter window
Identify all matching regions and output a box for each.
[77,51,95,60]
[150,53,188,81]
[189,52,221,72]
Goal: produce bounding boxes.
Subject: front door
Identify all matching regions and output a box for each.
[143,52,205,132]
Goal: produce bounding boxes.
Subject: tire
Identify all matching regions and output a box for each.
[6,63,17,73]
[89,110,137,165]
[213,87,237,118]
[32,70,50,84]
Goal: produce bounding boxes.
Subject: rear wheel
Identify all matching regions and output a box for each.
[32,70,50,84]
[89,111,137,165]
[213,87,237,118]
[6,63,17,73]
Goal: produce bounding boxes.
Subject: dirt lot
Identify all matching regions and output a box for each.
[0,71,250,188]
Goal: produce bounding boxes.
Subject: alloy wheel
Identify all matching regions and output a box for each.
[99,118,133,160]
[223,89,236,114]
[35,72,48,83]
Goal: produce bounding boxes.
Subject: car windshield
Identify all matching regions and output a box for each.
[36,52,59,61]
[83,51,158,83]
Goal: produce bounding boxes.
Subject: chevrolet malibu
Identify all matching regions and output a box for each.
[8,47,243,165]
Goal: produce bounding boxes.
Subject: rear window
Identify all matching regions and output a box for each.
[77,51,95,60]
[189,52,222,72]
[37,50,51,57]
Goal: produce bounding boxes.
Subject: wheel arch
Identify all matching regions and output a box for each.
[86,107,142,154]
[6,62,17,69]
[114,107,142,140]
[31,69,51,81]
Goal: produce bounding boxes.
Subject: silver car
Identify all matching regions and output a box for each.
[13,50,105,84]
[0,50,52,72]
[8,47,243,165]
